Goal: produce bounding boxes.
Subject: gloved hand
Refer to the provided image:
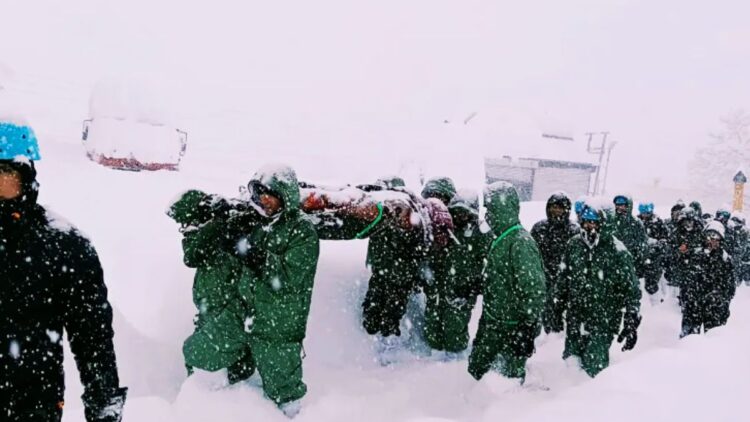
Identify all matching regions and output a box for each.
[617,313,641,352]
[167,190,212,226]
[644,280,659,295]
[235,226,268,266]
[512,321,541,357]
[83,387,128,422]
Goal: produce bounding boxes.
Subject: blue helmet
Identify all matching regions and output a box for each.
[574,200,585,215]
[613,195,629,206]
[0,122,41,161]
[580,205,601,222]
[638,202,654,215]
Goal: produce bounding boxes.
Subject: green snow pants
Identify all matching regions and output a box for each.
[468,319,530,380]
[183,309,250,372]
[250,337,307,405]
[563,330,614,378]
[362,273,415,337]
[423,289,476,352]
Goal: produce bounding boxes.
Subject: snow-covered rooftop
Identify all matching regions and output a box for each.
[450,107,598,165]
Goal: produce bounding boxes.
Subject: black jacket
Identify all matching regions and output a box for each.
[531,200,580,283]
[0,205,124,420]
[682,246,736,309]
[642,216,669,241]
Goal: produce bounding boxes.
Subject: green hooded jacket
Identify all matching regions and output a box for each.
[557,210,641,341]
[241,166,320,343]
[169,191,256,372]
[424,191,491,351]
[480,182,546,328]
[235,165,320,405]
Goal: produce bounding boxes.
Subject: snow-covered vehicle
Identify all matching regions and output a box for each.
[82,78,187,171]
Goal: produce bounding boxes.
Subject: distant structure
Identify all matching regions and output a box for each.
[485,156,597,201]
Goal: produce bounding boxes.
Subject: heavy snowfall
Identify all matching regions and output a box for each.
[2,1,750,421]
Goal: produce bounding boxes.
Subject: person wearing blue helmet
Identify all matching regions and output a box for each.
[554,204,641,377]
[612,195,649,281]
[574,199,585,224]
[0,122,127,422]
[637,202,669,295]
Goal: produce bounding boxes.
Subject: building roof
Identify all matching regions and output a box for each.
[450,107,599,166]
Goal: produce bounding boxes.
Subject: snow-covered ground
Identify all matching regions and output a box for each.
[16,110,744,421]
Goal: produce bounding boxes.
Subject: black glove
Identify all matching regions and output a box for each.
[512,321,541,357]
[83,387,128,422]
[617,313,641,352]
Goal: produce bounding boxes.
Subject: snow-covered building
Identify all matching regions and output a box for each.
[445,106,599,201]
[485,156,597,201]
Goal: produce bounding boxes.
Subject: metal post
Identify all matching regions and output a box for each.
[601,140,617,195]
[586,132,600,195]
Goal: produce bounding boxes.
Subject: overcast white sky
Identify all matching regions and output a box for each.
[1,0,748,190]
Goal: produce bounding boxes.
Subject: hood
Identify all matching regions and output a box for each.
[689,201,703,216]
[705,220,726,239]
[484,181,520,233]
[376,176,406,190]
[546,191,572,221]
[421,177,456,203]
[248,164,301,216]
[448,188,480,227]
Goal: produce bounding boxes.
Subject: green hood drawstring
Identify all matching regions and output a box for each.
[490,224,523,251]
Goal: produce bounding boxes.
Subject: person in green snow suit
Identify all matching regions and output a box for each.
[555,205,641,377]
[612,195,649,279]
[424,190,490,353]
[300,176,429,339]
[468,182,546,381]
[234,165,321,410]
[360,178,428,337]
[167,190,260,383]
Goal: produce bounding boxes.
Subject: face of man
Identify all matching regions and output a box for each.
[638,213,653,222]
[615,204,629,216]
[259,193,283,217]
[549,204,567,223]
[706,233,722,251]
[682,219,695,232]
[0,170,22,200]
[581,220,601,247]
